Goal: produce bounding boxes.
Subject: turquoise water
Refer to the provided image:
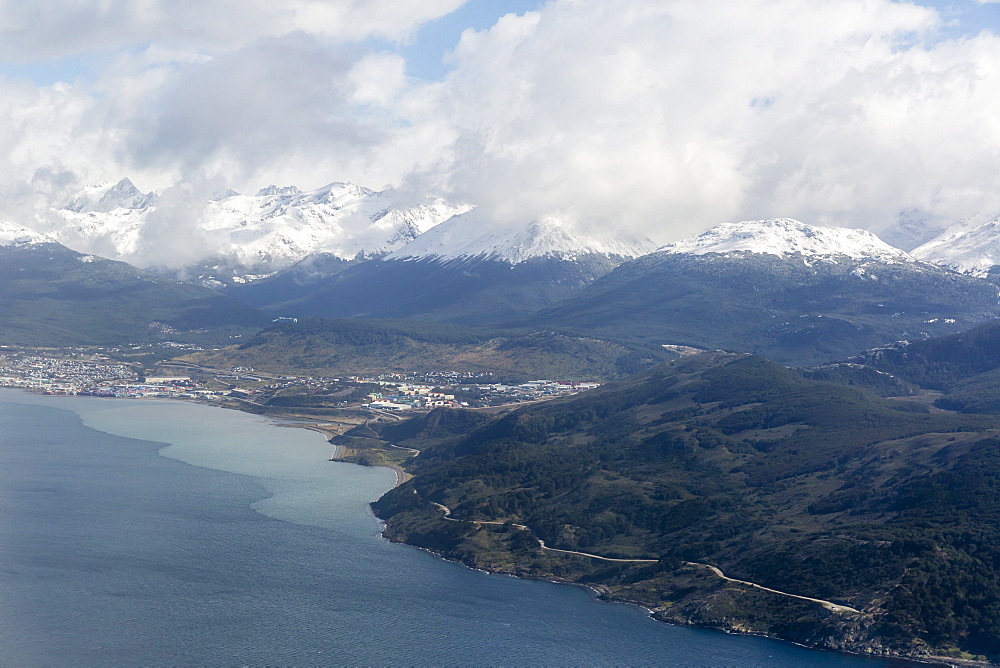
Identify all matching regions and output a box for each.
[0,390,913,665]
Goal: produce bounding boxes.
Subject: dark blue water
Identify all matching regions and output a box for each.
[0,391,912,665]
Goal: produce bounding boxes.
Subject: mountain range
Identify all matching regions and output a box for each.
[214,217,1000,372]
[521,218,1000,365]
[15,192,1000,367]
[232,212,656,325]
[38,178,1000,286]
[42,178,468,285]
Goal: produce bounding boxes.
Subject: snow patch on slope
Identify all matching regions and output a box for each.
[389,210,656,265]
[0,221,52,247]
[659,218,914,263]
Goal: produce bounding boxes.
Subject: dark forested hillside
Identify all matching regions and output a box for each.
[850,320,1000,388]
[829,320,1000,414]
[372,352,1000,662]
[0,242,267,346]
[232,253,625,325]
[521,251,1000,366]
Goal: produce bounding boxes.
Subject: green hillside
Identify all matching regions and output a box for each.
[372,352,1000,662]
[852,320,1000,389]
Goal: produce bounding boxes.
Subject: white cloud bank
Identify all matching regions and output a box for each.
[419,0,1000,241]
[2,0,1000,257]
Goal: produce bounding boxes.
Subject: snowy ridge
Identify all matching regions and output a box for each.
[47,180,468,278]
[388,210,656,265]
[658,218,915,263]
[0,221,52,247]
[912,217,1000,277]
[197,184,466,274]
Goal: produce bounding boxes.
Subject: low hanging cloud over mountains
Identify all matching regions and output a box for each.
[1,0,999,252]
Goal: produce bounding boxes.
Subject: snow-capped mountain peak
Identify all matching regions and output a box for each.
[309,181,376,203]
[658,218,913,263]
[254,184,302,198]
[210,189,241,201]
[0,221,52,247]
[388,210,656,265]
[63,178,158,213]
[911,216,1000,277]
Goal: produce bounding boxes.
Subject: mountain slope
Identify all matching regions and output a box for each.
[0,222,266,346]
[235,213,656,325]
[385,212,652,264]
[661,218,913,261]
[372,351,1000,662]
[188,317,668,381]
[524,219,1000,366]
[912,217,1000,279]
[874,211,951,252]
[847,320,1000,389]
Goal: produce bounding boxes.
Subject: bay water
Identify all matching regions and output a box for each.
[0,390,913,665]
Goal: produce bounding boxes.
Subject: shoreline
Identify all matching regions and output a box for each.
[5,386,413,486]
[377,488,987,667]
[378,528,963,668]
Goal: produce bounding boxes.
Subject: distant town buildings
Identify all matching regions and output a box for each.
[0,350,602,409]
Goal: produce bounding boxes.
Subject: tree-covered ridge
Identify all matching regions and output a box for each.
[829,319,1000,414]
[853,320,1000,389]
[373,353,1000,661]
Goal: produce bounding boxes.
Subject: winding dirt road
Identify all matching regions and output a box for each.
[429,500,860,614]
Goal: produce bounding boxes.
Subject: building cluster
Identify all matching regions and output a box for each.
[361,378,602,410]
[355,370,496,384]
[0,350,602,410]
[74,381,223,399]
[0,354,228,399]
[462,379,602,406]
[363,384,460,411]
[0,354,136,392]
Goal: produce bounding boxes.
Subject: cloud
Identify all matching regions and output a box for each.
[128,35,384,183]
[136,179,229,270]
[408,0,1000,242]
[0,1,463,244]
[4,0,1000,260]
[0,0,466,61]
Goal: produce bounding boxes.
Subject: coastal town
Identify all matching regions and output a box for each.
[0,346,601,412]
